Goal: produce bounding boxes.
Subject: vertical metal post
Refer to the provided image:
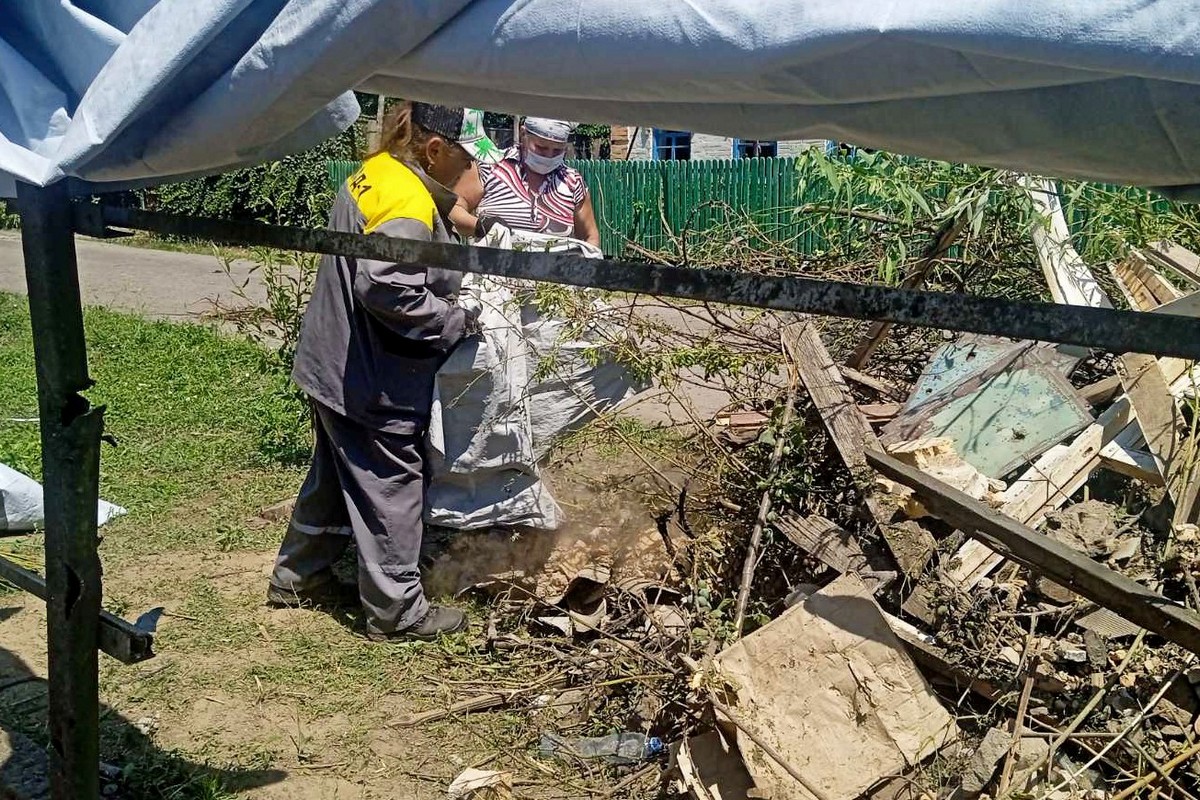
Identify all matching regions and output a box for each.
[16,181,103,800]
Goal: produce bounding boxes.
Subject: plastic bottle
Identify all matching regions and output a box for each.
[538,732,664,766]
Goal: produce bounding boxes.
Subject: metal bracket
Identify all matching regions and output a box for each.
[0,555,154,665]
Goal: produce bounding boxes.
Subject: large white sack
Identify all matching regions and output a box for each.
[0,463,127,532]
[425,232,644,531]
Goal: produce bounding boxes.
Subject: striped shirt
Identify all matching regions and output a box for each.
[476,147,589,237]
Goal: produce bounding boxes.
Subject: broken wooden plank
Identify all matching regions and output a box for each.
[776,514,895,592]
[1115,258,1174,311]
[845,212,967,369]
[785,322,903,558]
[1077,375,1122,407]
[1115,353,1180,479]
[1109,265,1200,524]
[776,515,871,576]
[1099,424,1165,486]
[934,278,1195,600]
[868,449,1200,654]
[939,396,1135,595]
[1142,241,1200,288]
[859,402,900,423]
[1155,291,1200,319]
[1125,252,1185,305]
[1026,178,1112,309]
[840,366,906,401]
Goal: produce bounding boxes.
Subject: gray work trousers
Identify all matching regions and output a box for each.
[270,401,429,633]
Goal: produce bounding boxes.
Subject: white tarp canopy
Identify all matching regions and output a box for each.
[3,1,1200,199]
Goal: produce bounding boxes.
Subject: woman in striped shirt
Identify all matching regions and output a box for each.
[453,117,601,249]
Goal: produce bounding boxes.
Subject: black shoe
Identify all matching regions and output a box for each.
[266,575,359,609]
[366,605,467,642]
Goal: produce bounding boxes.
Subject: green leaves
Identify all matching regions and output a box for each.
[147,123,362,229]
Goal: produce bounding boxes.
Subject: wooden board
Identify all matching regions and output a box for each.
[1026,178,1112,309]
[775,514,894,593]
[1125,252,1185,305]
[844,213,967,369]
[911,396,1138,618]
[868,449,1200,655]
[786,323,896,530]
[1076,375,1122,407]
[1143,241,1200,287]
[1116,352,1180,480]
[1099,422,1164,486]
[785,322,905,563]
[1113,259,1161,312]
[840,366,905,400]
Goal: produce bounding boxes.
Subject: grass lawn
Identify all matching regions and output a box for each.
[0,292,648,800]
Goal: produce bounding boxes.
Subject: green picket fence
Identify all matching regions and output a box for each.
[328,157,883,255]
[326,158,1170,259]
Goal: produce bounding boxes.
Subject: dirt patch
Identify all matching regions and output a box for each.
[1,430,671,799]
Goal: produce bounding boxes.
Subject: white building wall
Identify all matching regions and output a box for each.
[619,127,822,160]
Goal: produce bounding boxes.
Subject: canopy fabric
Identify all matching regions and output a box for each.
[4,1,1200,199]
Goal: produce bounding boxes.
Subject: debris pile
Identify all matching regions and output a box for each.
[424,229,1200,799]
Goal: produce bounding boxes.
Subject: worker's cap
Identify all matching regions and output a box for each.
[411,103,501,164]
[523,117,575,144]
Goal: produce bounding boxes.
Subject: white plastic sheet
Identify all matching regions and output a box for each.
[0,463,126,531]
[5,2,1200,198]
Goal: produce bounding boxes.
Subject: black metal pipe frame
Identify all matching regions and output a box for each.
[75,203,1200,360]
[18,182,104,800]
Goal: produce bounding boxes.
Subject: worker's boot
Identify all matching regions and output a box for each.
[266,571,359,609]
[366,605,467,642]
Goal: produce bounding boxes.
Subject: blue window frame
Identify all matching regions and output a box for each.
[732,139,778,158]
[653,129,692,160]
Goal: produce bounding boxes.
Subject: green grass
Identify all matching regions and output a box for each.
[0,292,310,551]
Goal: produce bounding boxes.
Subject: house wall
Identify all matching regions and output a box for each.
[618,127,823,160]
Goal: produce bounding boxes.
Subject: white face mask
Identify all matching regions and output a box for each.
[523,148,564,175]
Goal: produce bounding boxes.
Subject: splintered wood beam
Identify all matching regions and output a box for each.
[1076,375,1122,407]
[1109,263,1199,523]
[1116,353,1180,481]
[845,211,967,369]
[775,514,894,593]
[1099,424,1165,487]
[868,449,1200,655]
[839,365,905,401]
[785,322,904,562]
[1125,252,1186,306]
[1026,178,1112,309]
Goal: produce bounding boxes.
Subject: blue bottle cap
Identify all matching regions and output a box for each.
[646,736,664,755]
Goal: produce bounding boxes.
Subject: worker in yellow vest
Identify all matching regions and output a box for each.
[267,102,500,640]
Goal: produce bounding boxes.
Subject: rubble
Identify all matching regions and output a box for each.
[407,237,1200,800]
[955,726,1010,797]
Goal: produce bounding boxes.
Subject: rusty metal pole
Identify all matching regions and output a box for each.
[17,180,103,800]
